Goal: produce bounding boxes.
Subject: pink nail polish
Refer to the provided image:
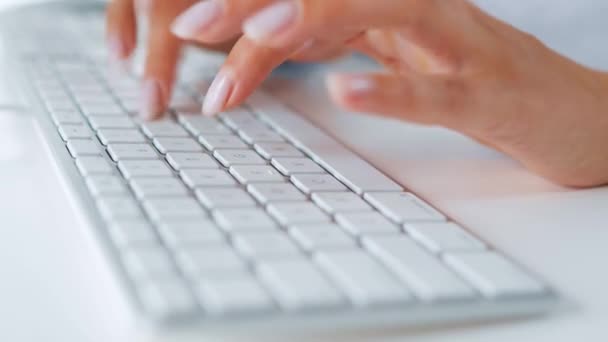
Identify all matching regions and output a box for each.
[327,74,375,100]
[202,71,233,116]
[140,79,163,120]
[243,1,298,42]
[346,77,376,95]
[171,0,223,39]
[108,35,127,62]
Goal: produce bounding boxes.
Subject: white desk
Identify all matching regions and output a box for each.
[1,1,607,341]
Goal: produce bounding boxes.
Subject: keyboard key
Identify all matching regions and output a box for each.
[291,174,347,194]
[118,160,173,179]
[143,198,206,221]
[166,152,218,170]
[138,280,198,318]
[233,232,301,258]
[247,183,306,203]
[141,120,189,138]
[289,224,356,250]
[66,139,101,157]
[312,192,372,213]
[176,247,246,275]
[97,196,143,221]
[153,137,203,154]
[199,135,248,150]
[219,110,259,129]
[229,165,284,184]
[444,252,546,298]
[213,149,266,167]
[178,115,231,136]
[180,169,236,188]
[88,116,134,130]
[315,250,411,306]
[251,101,403,193]
[86,175,127,196]
[80,103,125,117]
[50,110,85,125]
[98,129,146,145]
[238,126,284,144]
[130,177,189,198]
[253,142,304,160]
[107,143,158,161]
[158,220,224,247]
[214,208,277,232]
[271,157,325,175]
[195,188,256,209]
[170,95,199,113]
[364,192,446,223]
[45,99,78,114]
[123,246,176,279]
[336,212,400,235]
[196,275,274,315]
[363,235,475,301]
[75,156,113,175]
[108,221,159,248]
[257,259,344,310]
[405,222,486,253]
[58,124,92,140]
[267,202,330,225]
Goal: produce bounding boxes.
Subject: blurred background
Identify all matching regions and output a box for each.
[1,0,607,70]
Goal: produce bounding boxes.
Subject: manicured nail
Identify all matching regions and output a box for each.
[243,1,298,42]
[202,71,233,116]
[171,0,223,39]
[135,0,152,15]
[328,74,376,97]
[108,35,127,62]
[140,79,164,120]
[293,38,315,55]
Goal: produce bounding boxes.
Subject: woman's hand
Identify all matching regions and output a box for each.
[105,0,347,119]
[173,0,608,187]
[106,0,201,119]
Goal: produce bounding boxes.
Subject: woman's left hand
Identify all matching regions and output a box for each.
[172,0,608,187]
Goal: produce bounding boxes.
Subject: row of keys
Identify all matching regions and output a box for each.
[33,59,549,320]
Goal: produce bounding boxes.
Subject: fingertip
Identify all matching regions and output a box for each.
[202,70,234,116]
[107,34,130,62]
[326,73,377,106]
[139,79,166,121]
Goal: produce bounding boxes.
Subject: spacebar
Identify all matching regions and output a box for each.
[248,92,403,194]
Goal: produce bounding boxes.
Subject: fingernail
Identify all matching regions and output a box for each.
[140,79,164,120]
[327,74,376,99]
[135,0,152,15]
[293,38,315,55]
[171,0,223,39]
[243,0,298,42]
[108,35,127,62]
[202,71,233,116]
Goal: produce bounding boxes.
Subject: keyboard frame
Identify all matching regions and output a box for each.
[0,1,561,333]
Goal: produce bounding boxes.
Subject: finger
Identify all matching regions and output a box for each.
[201,36,300,115]
[289,39,350,62]
[171,0,275,44]
[326,72,474,129]
[106,0,137,61]
[140,0,190,120]
[243,0,471,72]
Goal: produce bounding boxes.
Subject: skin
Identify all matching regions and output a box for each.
[106,0,608,187]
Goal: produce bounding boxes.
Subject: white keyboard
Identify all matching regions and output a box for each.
[3,2,558,331]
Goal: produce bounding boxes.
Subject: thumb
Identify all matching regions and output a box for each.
[326,72,475,129]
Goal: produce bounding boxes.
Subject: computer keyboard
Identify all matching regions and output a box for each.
[2,2,558,331]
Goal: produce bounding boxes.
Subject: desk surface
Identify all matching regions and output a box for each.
[1,1,608,341]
